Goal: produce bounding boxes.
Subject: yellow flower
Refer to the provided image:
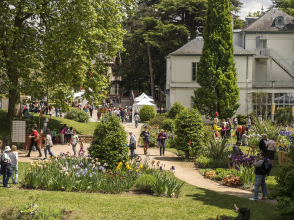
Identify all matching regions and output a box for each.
[117,166,121,170]
[136,170,139,173]
[125,162,128,165]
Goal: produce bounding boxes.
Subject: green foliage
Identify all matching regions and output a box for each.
[252,117,280,141]
[269,143,294,219]
[205,139,230,160]
[148,114,167,128]
[195,156,228,168]
[1,0,133,117]
[174,108,204,158]
[163,119,175,132]
[139,106,156,121]
[238,166,256,185]
[88,116,129,169]
[275,0,294,17]
[192,0,240,120]
[236,114,247,125]
[247,10,262,17]
[64,108,90,123]
[275,107,293,125]
[168,101,185,119]
[135,174,157,193]
[234,15,245,29]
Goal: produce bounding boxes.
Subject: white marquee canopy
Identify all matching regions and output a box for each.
[134,93,154,103]
[132,97,157,122]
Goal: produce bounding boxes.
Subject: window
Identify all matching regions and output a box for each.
[192,62,199,81]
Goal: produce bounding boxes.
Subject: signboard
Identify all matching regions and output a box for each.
[292,106,294,118]
[272,103,276,115]
[11,121,26,143]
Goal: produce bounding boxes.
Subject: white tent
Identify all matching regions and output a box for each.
[132,97,157,122]
[134,93,154,103]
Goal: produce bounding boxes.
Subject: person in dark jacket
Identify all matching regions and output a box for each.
[121,108,125,123]
[259,135,267,154]
[234,204,250,220]
[157,129,167,156]
[249,152,267,201]
[232,141,242,156]
[140,127,150,155]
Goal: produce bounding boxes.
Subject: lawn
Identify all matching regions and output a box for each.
[0,110,97,138]
[0,162,282,220]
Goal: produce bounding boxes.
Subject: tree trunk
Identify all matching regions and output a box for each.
[7,68,21,118]
[147,43,154,99]
[185,150,189,159]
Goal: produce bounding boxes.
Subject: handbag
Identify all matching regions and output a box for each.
[129,143,136,149]
[49,139,54,147]
[157,141,162,147]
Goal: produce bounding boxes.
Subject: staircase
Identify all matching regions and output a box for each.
[268,48,294,79]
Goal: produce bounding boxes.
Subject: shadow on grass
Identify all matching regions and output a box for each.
[185,187,281,220]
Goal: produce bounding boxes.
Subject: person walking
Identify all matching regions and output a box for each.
[60,124,67,145]
[233,116,238,129]
[266,137,276,166]
[55,107,59,117]
[259,135,267,154]
[89,106,93,117]
[26,126,42,157]
[157,129,167,156]
[121,108,125,123]
[134,111,140,128]
[69,131,79,156]
[44,129,54,158]
[140,127,150,155]
[249,152,268,201]
[129,131,136,159]
[8,145,18,184]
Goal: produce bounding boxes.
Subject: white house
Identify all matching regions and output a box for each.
[166,8,294,119]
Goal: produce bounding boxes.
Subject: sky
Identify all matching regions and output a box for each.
[238,0,272,19]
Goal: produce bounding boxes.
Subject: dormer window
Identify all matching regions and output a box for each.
[275,16,285,28]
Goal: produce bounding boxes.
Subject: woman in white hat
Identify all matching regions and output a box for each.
[0,146,12,188]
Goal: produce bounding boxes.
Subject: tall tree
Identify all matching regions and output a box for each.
[247,10,262,17]
[0,0,134,117]
[275,0,294,16]
[192,0,240,119]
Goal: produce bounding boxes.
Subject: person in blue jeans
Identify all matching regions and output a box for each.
[1,146,12,188]
[44,129,54,158]
[134,111,140,128]
[128,131,136,158]
[8,145,18,184]
[249,151,267,201]
[55,107,59,117]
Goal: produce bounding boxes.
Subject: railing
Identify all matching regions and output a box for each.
[268,48,294,78]
[252,81,294,88]
[255,48,270,56]
[111,76,122,81]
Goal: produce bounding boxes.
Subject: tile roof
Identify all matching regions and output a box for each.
[169,37,253,56]
[243,8,294,32]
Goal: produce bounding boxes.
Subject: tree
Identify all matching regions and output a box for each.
[234,15,245,29]
[168,101,185,119]
[275,0,294,16]
[175,108,204,159]
[0,0,134,117]
[247,10,262,17]
[192,0,240,120]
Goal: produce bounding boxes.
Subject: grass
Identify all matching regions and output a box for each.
[0,110,97,138]
[0,162,281,220]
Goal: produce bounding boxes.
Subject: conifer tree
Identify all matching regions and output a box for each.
[192,0,240,119]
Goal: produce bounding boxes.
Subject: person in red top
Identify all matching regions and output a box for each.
[26,126,42,157]
[236,125,246,142]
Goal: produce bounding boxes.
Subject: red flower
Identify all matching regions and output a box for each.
[189,140,191,145]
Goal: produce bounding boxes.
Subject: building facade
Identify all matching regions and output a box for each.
[166,8,294,120]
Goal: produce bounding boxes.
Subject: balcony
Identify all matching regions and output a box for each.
[252,81,294,88]
[111,76,122,82]
[255,48,270,56]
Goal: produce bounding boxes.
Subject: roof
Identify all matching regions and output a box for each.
[243,8,294,32]
[169,37,253,56]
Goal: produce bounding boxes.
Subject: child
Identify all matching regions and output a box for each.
[8,145,18,184]
[78,138,85,157]
[69,131,79,156]
[0,146,12,187]
[221,122,226,139]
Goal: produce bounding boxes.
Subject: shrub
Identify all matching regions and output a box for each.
[167,101,185,119]
[205,139,229,160]
[236,114,247,125]
[175,108,204,158]
[252,117,280,141]
[64,108,90,123]
[135,174,157,193]
[269,145,294,219]
[163,119,175,132]
[139,106,156,121]
[88,116,129,168]
[195,156,228,168]
[149,115,167,128]
[222,175,241,186]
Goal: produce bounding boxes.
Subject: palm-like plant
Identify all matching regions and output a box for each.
[206,139,229,160]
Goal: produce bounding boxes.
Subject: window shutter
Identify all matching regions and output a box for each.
[256,36,261,48]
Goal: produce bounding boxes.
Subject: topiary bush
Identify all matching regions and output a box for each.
[167,101,185,119]
[139,105,156,121]
[135,174,157,193]
[163,119,175,132]
[148,115,167,128]
[64,108,90,123]
[236,114,247,125]
[175,108,204,158]
[88,115,129,169]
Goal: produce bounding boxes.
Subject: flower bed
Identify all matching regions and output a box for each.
[24,154,141,193]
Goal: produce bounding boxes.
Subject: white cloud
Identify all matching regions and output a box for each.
[237,0,272,19]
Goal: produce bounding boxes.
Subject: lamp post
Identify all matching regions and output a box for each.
[155,85,161,114]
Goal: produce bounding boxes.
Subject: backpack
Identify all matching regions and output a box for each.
[262,159,272,176]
